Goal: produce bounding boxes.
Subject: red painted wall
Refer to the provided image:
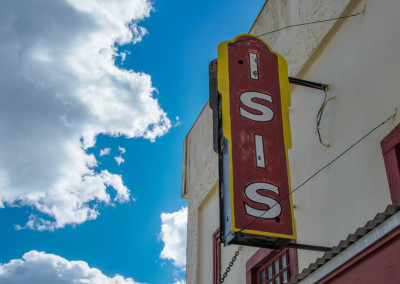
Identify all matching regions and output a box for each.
[320,228,400,284]
[381,123,400,203]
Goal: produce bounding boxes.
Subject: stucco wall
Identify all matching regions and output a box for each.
[285,0,400,270]
[250,0,355,77]
[183,0,400,282]
[197,184,219,284]
[183,103,219,284]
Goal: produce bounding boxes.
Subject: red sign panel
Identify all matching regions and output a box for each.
[218,34,295,243]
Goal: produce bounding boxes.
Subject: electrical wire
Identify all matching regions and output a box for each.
[233,7,368,235]
[228,8,366,147]
[218,7,368,278]
[316,90,336,148]
[236,110,397,235]
[228,9,365,46]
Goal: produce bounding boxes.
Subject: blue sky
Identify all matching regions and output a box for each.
[0,0,265,283]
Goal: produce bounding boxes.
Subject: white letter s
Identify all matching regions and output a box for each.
[239,92,274,122]
[244,182,281,219]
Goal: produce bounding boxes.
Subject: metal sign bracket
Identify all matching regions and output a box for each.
[288,77,328,91]
[287,242,331,252]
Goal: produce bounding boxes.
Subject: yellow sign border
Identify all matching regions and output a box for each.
[217,34,296,239]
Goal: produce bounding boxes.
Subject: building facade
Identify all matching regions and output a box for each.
[182,0,400,283]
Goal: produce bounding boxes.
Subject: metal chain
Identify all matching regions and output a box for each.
[219,246,243,284]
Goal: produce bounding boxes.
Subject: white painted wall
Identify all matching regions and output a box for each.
[285,0,400,270]
[197,184,219,284]
[183,103,219,284]
[183,0,400,282]
[220,241,258,284]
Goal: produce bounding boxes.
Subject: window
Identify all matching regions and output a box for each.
[246,247,298,284]
[381,123,400,203]
[257,250,291,284]
[213,228,221,284]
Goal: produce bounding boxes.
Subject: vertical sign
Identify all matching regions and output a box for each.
[217,34,295,248]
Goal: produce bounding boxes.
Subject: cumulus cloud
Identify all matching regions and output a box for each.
[174,280,186,284]
[160,207,187,269]
[0,251,143,284]
[115,146,126,166]
[0,0,171,230]
[100,148,111,156]
[115,156,125,166]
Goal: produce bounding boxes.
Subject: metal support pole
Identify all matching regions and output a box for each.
[289,77,328,91]
[287,243,331,252]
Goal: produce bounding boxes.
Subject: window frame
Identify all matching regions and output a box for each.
[213,228,221,284]
[381,122,400,203]
[256,249,291,284]
[246,246,298,284]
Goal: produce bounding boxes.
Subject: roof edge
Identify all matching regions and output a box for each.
[290,202,400,283]
[249,0,269,33]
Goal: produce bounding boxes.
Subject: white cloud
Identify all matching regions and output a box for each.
[160,207,187,269]
[119,147,126,154]
[174,280,186,284]
[115,156,125,166]
[100,148,111,156]
[174,116,181,127]
[0,250,143,284]
[120,52,127,63]
[0,0,171,230]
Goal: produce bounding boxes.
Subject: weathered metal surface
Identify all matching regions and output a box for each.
[217,34,295,248]
[287,243,331,252]
[209,59,219,154]
[288,77,328,91]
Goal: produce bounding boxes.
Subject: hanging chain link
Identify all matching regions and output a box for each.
[219,246,243,284]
